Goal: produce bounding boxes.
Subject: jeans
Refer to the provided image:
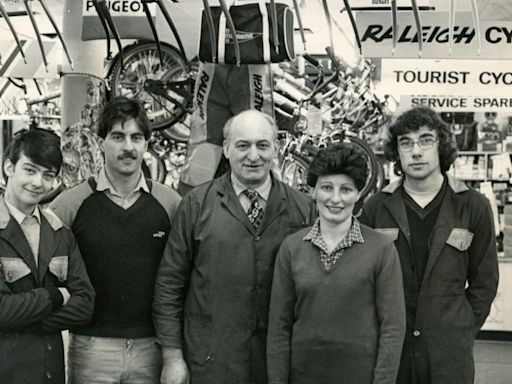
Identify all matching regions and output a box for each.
[67,334,162,384]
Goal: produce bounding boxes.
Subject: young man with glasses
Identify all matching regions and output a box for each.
[360,106,498,384]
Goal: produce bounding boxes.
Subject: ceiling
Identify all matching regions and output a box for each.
[1,0,511,78]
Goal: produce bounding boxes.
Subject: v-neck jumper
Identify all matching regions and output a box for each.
[71,190,170,337]
[267,224,405,384]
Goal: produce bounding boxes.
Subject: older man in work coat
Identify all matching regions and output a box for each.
[153,110,316,384]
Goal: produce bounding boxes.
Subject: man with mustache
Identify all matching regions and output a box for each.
[153,110,316,384]
[50,96,181,384]
[360,106,499,384]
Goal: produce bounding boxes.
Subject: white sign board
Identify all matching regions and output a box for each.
[380,59,512,96]
[83,0,155,17]
[81,0,156,40]
[349,0,431,10]
[400,94,512,112]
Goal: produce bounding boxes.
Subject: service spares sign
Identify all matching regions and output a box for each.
[81,0,156,41]
[380,59,512,111]
[356,11,512,59]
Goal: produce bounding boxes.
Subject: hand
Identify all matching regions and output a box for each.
[161,348,189,384]
[58,287,71,305]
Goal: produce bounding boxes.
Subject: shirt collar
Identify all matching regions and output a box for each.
[304,216,364,250]
[96,168,150,196]
[4,200,41,226]
[231,172,272,201]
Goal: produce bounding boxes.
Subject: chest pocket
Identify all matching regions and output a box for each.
[374,227,399,241]
[0,257,31,283]
[446,228,474,251]
[49,256,68,283]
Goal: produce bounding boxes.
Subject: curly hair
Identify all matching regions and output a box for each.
[307,142,369,191]
[97,96,151,140]
[384,106,457,175]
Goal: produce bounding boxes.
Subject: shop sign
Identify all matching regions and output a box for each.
[379,59,512,96]
[349,0,431,10]
[356,11,512,59]
[81,0,156,40]
[83,0,155,16]
[399,94,512,112]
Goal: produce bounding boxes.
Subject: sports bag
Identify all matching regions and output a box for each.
[199,1,295,64]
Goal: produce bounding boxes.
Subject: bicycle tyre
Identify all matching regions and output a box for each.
[345,136,384,214]
[143,147,167,184]
[109,41,192,133]
[280,153,312,196]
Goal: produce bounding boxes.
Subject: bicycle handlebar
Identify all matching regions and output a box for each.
[303,53,319,68]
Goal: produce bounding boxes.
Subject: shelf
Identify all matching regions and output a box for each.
[458,151,504,155]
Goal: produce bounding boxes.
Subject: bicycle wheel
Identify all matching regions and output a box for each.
[346,136,384,215]
[109,42,192,133]
[280,153,312,196]
[143,148,167,184]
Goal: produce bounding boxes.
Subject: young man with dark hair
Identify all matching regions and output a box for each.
[0,128,94,384]
[50,96,181,384]
[360,106,499,384]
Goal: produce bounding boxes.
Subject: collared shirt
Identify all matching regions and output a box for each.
[231,172,272,212]
[5,200,41,263]
[96,168,150,209]
[304,217,364,270]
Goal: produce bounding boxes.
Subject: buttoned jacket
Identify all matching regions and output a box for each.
[360,176,499,384]
[153,173,316,384]
[0,196,94,384]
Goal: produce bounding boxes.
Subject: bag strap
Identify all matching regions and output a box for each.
[269,0,279,53]
[218,0,241,65]
[258,0,271,62]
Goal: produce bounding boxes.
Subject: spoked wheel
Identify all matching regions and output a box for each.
[143,148,167,184]
[280,153,312,196]
[346,136,385,215]
[109,41,193,139]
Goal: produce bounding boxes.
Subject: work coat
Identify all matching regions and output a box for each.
[0,197,94,384]
[360,176,499,384]
[153,173,316,384]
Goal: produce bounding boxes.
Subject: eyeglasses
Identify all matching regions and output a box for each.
[398,136,438,152]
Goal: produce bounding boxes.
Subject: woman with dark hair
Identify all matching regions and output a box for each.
[267,143,406,384]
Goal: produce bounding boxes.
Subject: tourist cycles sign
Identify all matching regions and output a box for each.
[380,59,512,96]
[379,59,512,112]
[356,11,512,59]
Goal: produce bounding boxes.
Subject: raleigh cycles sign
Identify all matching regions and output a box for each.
[356,12,512,59]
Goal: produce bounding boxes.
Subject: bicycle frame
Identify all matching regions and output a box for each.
[1,0,73,69]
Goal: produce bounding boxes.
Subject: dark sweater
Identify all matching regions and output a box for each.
[403,180,447,292]
[70,191,170,337]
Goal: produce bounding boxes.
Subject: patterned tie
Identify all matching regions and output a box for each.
[21,215,40,266]
[243,189,263,228]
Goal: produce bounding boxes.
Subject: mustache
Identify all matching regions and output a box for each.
[118,151,137,160]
